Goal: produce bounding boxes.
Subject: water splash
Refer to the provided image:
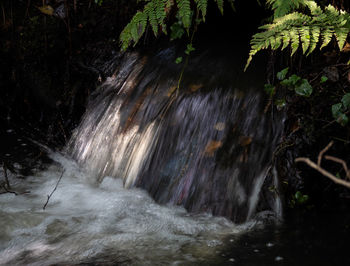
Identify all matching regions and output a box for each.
[0,153,248,265]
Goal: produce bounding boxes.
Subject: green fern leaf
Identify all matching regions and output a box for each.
[267,0,308,18]
[305,0,323,16]
[281,31,291,50]
[227,0,235,11]
[290,28,300,55]
[194,0,207,21]
[320,28,334,50]
[144,1,159,36]
[299,26,310,54]
[246,1,350,70]
[176,0,192,31]
[155,0,167,33]
[215,0,224,15]
[306,26,320,56]
[335,28,348,50]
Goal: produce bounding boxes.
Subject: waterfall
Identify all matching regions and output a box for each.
[67,47,284,223]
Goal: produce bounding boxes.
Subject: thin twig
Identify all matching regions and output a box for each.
[317,141,333,166]
[43,169,65,210]
[296,158,350,188]
[330,136,350,144]
[296,141,350,189]
[325,155,350,179]
[0,184,18,195]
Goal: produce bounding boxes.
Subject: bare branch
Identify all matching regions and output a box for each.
[0,183,18,195]
[317,141,333,166]
[295,157,350,189]
[325,155,350,180]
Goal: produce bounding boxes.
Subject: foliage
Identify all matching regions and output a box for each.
[245,1,350,70]
[332,93,350,126]
[119,0,234,51]
[289,190,309,208]
[276,68,313,97]
[264,83,276,97]
[267,0,308,19]
[120,0,167,51]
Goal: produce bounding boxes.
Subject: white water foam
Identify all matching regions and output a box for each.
[0,152,256,265]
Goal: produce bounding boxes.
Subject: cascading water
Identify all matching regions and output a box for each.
[68,47,284,223]
[0,47,285,265]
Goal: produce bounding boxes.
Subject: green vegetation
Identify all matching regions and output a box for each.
[289,190,309,208]
[246,0,350,70]
[119,0,235,51]
[278,68,313,98]
[119,1,350,67]
[332,93,350,126]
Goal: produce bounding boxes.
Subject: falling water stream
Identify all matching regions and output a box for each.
[0,47,287,265]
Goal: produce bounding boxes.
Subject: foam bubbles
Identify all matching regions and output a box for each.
[0,153,245,265]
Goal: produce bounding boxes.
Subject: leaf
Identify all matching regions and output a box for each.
[295,191,302,200]
[341,93,350,109]
[320,76,328,83]
[280,74,301,87]
[176,0,192,31]
[215,0,224,15]
[175,56,183,64]
[294,79,313,97]
[264,84,276,97]
[194,0,207,21]
[267,0,308,19]
[204,140,222,156]
[38,5,54,16]
[185,43,195,55]
[332,103,343,119]
[277,67,289,80]
[170,22,185,40]
[295,191,309,204]
[337,113,349,126]
[275,99,286,110]
[189,84,202,92]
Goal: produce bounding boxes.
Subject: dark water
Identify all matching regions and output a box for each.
[221,211,350,266]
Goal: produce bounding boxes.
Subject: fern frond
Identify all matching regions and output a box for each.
[120,0,175,50]
[215,0,224,15]
[267,0,309,18]
[155,0,168,34]
[144,1,159,36]
[176,0,192,31]
[245,1,350,70]
[306,25,320,56]
[194,0,207,20]
[299,26,310,54]
[319,28,334,50]
[226,0,235,11]
[120,11,148,50]
[335,27,349,49]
